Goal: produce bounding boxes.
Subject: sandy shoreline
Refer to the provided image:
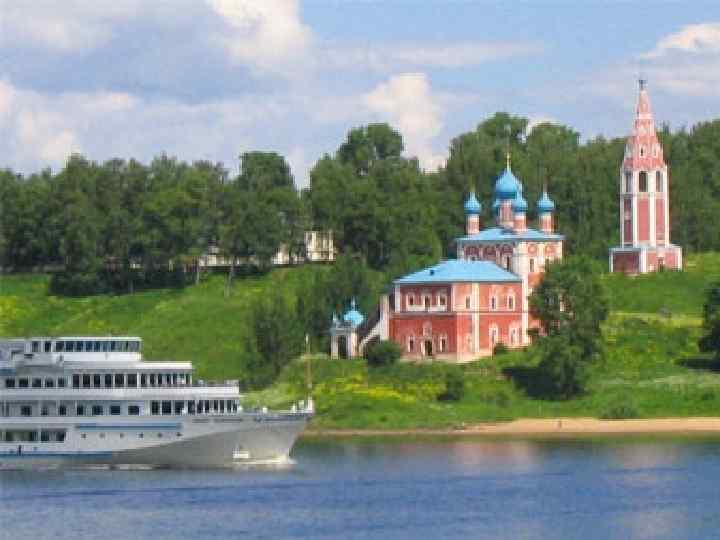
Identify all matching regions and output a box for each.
[303,417,720,438]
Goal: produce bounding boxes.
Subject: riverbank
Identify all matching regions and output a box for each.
[303,417,720,437]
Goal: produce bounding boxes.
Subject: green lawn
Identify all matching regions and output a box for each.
[1,253,719,429]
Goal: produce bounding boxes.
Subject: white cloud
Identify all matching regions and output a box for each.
[207,0,313,75]
[0,0,141,52]
[642,22,720,58]
[526,115,559,133]
[364,73,445,171]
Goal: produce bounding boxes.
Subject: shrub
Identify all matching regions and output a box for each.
[437,369,465,401]
[493,343,509,356]
[600,398,640,419]
[364,340,402,367]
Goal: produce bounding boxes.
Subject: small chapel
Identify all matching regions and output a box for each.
[331,155,564,362]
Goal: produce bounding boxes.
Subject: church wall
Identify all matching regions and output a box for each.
[612,251,640,274]
[638,198,650,243]
[397,285,451,311]
[655,197,665,245]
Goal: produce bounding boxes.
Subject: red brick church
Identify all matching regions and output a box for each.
[610,81,683,273]
[331,155,564,362]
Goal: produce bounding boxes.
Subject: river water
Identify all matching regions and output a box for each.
[2,436,720,539]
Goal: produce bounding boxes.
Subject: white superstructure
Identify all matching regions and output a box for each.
[0,336,312,468]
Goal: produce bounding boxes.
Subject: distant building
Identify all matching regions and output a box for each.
[610,81,683,274]
[331,157,564,362]
[201,230,335,268]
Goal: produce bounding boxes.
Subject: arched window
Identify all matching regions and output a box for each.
[423,295,431,310]
[490,295,497,311]
[407,336,415,352]
[507,294,515,311]
[639,171,648,192]
[438,294,447,307]
[490,325,499,346]
[529,258,535,273]
[408,295,414,307]
[504,256,511,270]
[656,171,663,192]
[439,335,447,352]
[625,172,632,192]
[510,327,518,345]
[465,296,471,309]
[640,146,645,157]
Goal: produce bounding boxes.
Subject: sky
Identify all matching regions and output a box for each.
[1,0,720,187]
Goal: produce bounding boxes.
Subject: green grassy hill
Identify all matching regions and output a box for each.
[1,253,719,428]
[0,266,326,380]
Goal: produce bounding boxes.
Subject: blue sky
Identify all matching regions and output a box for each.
[1,1,719,186]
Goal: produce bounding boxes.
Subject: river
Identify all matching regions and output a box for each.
[2,436,720,539]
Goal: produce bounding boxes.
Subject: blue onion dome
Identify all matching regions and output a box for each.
[512,189,528,212]
[464,191,482,215]
[343,298,365,327]
[537,190,555,213]
[494,166,520,200]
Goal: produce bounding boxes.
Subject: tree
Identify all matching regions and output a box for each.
[437,368,465,401]
[364,340,401,367]
[699,282,720,359]
[529,256,608,398]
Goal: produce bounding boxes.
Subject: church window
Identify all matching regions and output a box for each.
[423,295,431,309]
[438,294,447,307]
[639,171,648,192]
[407,295,414,308]
[510,327,518,345]
[625,172,632,193]
[490,295,497,311]
[640,146,645,157]
[504,256,511,271]
[439,336,447,352]
[508,294,515,311]
[529,258,535,273]
[656,171,663,192]
[465,296,471,309]
[490,326,499,346]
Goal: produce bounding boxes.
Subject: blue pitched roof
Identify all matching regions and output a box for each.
[394,260,520,285]
[456,226,564,243]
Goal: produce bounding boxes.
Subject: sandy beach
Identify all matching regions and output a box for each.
[304,417,720,438]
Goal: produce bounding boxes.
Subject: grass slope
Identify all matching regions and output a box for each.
[1,253,719,428]
[0,267,325,380]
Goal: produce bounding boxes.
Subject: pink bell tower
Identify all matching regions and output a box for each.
[610,80,682,274]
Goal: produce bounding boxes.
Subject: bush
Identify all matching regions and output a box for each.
[600,398,640,419]
[364,340,402,367]
[437,369,465,401]
[493,343,509,356]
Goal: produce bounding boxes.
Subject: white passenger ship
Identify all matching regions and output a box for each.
[0,336,312,468]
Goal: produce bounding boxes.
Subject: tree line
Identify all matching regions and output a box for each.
[2,114,720,293]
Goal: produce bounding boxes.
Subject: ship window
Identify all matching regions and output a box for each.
[21,406,32,417]
[141,374,147,387]
[161,401,172,415]
[41,431,49,442]
[138,433,144,438]
[197,401,204,414]
[82,375,91,388]
[72,374,80,388]
[220,400,225,413]
[172,374,178,386]
[45,378,54,388]
[5,378,15,388]
[58,377,66,388]
[93,375,101,388]
[104,374,112,387]
[204,400,210,413]
[59,405,67,416]
[32,378,41,388]
[55,341,64,352]
[102,341,110,352]
[76,405,85,416]
[32,341,40,353]
[188,401,196,415]
[151,402,160,415]
[110,405,121,415]
[130,341,140,352]
[66,341,75,352]
[44,341,51,353]
[114,374,124,387]
[174,401,184,415]
[18,378,29,388]
[41,406,49,416]
[92,405,103,416]
[128,405,140,415]
[76,341,84,352]
[149,374,156,387]
[127,374,137,387]
[94,341,101,352]
[110,341,117,352]
[85,341,92,351]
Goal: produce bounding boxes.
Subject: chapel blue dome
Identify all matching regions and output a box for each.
[343,298,365,327]
[537,191,556,213]
[494,166,520,200]
[512,189,528,212]
[464,192,482,215]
